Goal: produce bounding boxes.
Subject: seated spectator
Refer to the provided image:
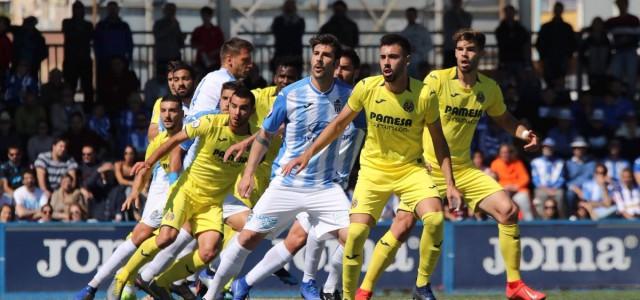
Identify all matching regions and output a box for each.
[79,145,116,221]
[615,111,640,159]
[114,145,136,189]
[34,137,78,199]
[533,88,561,135]
[87,103,111,141]
[0,185,12,207]
[38,203,53,223]
[50,174,85,221]
[600,84,634,130]
[491,144,534,220]
[542,198,560,220]
[3,60,37,111]
[15,90,47,138]
[39,68,65,107]
[613,168,640,220]
[0,204,14,223]
[62,112,109,162]
[473,117,513,160]
[13,170,47,221]
[585,108,611,158]
[547,108,578,158]
[603,139,630,182]
[27,121,54,162]
[1,145,30,196]
[127,112,149,155]
[0,111,22,159]
[50,86,84,135]
[531,138,567,218]
[576,163,618,220]
[565,136,597,215]
[67,203,86,222]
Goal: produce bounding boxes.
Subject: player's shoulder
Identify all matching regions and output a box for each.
[425,67,455,83]
[206,68,235,82]
[356,75,385,89]
[252,85,277,99]
[279,77,310,97]
[477,71,500,90]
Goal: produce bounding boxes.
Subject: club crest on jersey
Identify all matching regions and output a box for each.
[351,199,358,208]
[334,99,343,113]
[164,211,175,221]
[476,92,485,103]
[403,101,415,113]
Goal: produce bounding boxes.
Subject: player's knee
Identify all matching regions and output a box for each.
[496,202,519,225]
[390,213,416,241]
[421,211,444,228]
[237,229,262,250]
[284,226,308,253]
[156,228,178,248]
[198,247,219,263]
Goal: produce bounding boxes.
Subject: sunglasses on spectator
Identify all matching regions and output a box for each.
[544,206,556,210]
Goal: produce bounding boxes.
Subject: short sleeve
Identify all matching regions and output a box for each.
[34,154,46,169]
[486,85,507,117]
[150,98,161,125]
[347,80,366,112]
[422,84,440,124]
[262,92,287,133]
[185,114,214,139]
[39,191,48,207]
[66,158,78,170]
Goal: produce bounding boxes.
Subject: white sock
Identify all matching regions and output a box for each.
[323,245,343,293]
[202,237,251,300]
[139,228,194,282]
[88,239,137,288]
[302,230,324,283]
[245,242,293,286]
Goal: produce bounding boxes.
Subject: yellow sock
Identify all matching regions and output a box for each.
[499,224,521,282]
[342,223,370,300]
[360,230,402,292]
[156,249,206,287]
[416,212,444,287]
[118,236,161,282]
[222,225,237,249]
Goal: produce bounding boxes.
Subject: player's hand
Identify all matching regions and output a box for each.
[238,174,255,199]
[121,192,141,211]
[224,139,251,162]
[523,131,540,152]
[281,152,312,176]
[131,161,150,176]
[446,185,464,212]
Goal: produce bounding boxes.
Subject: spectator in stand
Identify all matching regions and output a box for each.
[79,145,115,221]
[601,83,634,130]
[0,16,11,92]
[3,60,38,111]
[0,112,21,160]
[603,139,630,182]
[400,7,433,78]
[578,17,611,95]
[118,93,146,148]
[319,0,359,48]
[491,143,534,220]
[13,170,47,221]
[67,203,86,222]
[97,56,140,116]
[88,103,111,141]
[541,198,560,220]
[472,150,494,177]
[443,0,472,67]
[143,67,171,111]
[153,3,184,73]
[616,112,640,158]
[547,108,579,158]
[473,117,513,160]
[11,16,47,77]
[536,2,577,88]
[50,173,85,221]
[570,91,598,133]
[606,0,639,96]
[15,91,47,138]
[533,88,561,135]
[565,136,597,215]
[1,145,29,197]
[114,145,136,190]
[192,6,225,74]
[584,108,611,158]
[613,168,640,219]
[50,86,84,135]
[495,4,530,77]
[270,0,304,71]
[34,137,78,199]
[0,184,12,207]
[94,1,133,80]
[62,112,109,162]
[127,112,149,155]
[576,163,618,220]
[39,69,65,108]
[38,203,53,223]
[62,0,94,104]
[243,65,268,90]
[0,204,14,223]
[27,121,54,162]
[531,138,567,218]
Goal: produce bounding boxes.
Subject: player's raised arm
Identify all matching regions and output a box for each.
[132,130,189,176]
[282,105,359,176]
[121,167,152,211]
[491,111,540,152]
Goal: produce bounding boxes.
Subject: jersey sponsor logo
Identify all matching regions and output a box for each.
[369,112,413,132]
[304,121,330,143]
[444,105,483,118]
[375,99,387,104]
[403,101,415,113]
[213,149,247,163]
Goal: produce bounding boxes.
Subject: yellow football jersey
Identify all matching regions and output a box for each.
[145,130,172,175]
[150,97,162,125]
[347,75,439,170]
[251,85,282,178]
[183,114,251,200]
[422,67,506,169]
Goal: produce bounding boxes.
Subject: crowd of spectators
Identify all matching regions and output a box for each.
[0,0,639,224]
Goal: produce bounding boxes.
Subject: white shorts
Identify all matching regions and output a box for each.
[141,171,170,228]
[244,183,350,241]
[264,212,312,240]
[222,194,251,219]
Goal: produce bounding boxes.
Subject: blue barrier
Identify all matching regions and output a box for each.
[0,220,639,298]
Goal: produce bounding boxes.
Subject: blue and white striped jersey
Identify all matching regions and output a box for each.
[263,77,353,188]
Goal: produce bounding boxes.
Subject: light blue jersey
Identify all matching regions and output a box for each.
[263,77,353,188]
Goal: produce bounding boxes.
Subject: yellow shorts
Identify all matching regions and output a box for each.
[232,170,270,209]
[398,166,503,212]
[351,164,440,219]
[161,179,224,235]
